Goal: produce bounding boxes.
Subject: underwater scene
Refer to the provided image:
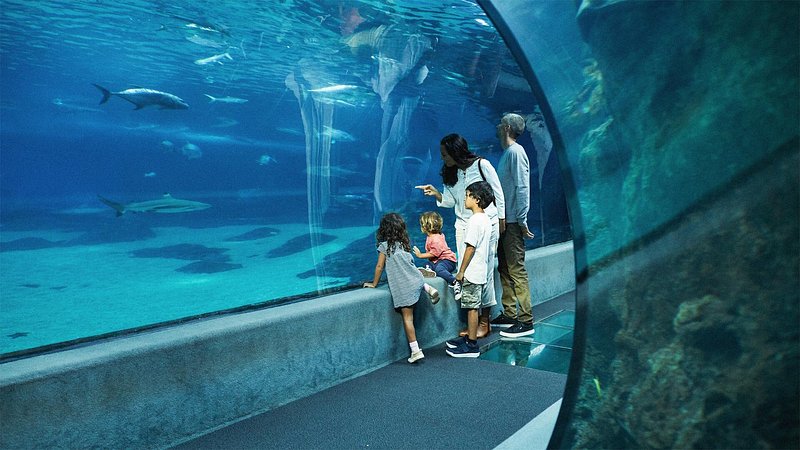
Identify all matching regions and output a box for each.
[0,0,572,356]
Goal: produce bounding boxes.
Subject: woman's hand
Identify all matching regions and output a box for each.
[363,282,376,288]
[415,184,442,202]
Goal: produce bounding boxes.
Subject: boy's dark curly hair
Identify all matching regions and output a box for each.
[466,181,495,209]
[376,212,411,255]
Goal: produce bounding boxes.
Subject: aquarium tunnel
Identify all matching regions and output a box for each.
[1,0,798,449]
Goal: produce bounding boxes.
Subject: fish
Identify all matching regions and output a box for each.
[308,84,358,93]
[194,52,233,65]
[211,117,239,128]
[414,64,429,85]
[186,34,225,48]
[144,172,157,177]
[275,126,305,137]
[257,154,276,166]
[303,166,358,178]
[98,193,210,216]
[180,143,202,159]
[204,94,248,104]
[92,84,188,110]
[52,98,103,113]
[321,126,356,142]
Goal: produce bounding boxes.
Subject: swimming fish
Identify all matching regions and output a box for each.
[98,193,210,216]
[180,143,202,159]
[309,84,358,93]
[204,94,248,104]
[194,52,233,65]
[257,154,277,166]
[92,84,189,110]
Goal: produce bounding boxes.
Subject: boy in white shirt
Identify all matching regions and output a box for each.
[446,181,495,358]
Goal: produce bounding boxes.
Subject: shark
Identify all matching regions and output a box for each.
[204,94,248,104]
[98,193,210,216]
[92,84,189,110]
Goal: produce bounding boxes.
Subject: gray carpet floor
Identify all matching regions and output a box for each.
[174,293,573,449]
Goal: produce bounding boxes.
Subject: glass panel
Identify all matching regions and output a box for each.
[539,310,576,328]
[529,323,573,346]
[0,1,572,358]
[481,0,798,448]
[481,341,572,374]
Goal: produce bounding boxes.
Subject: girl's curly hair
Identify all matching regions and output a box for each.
[376,212,411,255]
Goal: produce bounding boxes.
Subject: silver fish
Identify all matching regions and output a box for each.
[204,94,248,104]
[98,193,210,216]
[92,84,188,110]
[194,52,233,65]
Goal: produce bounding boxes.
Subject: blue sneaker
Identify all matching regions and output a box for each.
[446,339,480,358]
[499,322,535,338]
[446,336,466,349]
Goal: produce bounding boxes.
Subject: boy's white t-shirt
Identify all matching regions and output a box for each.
[462,211,491,284]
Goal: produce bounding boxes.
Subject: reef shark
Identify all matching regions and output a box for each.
[92,84,189,110]
[98,194,210,216]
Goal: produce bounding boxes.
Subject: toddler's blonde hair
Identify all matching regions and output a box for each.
[419,211,443,234]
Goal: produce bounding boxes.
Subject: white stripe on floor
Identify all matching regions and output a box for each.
[494,398,562,450]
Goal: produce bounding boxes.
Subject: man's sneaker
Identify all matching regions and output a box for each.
[450,281,462,301]
[408,350,425,363]
[490,314,516,328]
[499,322,535,338]
[446,336,466,349]
[446,340,480,358]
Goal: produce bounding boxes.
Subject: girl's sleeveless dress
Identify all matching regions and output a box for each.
[378,241,425,309]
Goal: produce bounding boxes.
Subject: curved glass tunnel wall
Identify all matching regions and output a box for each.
[479,0,799,448]
[0,2,571,358]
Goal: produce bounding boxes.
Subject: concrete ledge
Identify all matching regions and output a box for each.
[0,241,575,449]
[527,241,575,306]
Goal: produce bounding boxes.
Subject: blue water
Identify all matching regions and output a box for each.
[0,0,571,356]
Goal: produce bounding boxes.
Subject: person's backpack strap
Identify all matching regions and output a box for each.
[475,158,496,206]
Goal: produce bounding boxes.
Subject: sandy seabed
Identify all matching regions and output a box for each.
[0,222,374,354]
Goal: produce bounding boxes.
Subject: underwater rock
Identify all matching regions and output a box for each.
[296,235,375,282]
[175,261,242,274]
[267,233,336,258]
[0,237,64,252]
[131,243,230,261]
[225,227,280,241]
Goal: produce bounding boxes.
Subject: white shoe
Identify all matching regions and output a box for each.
[427,286,440,304]
[408,350,425,363]
[451,281,462,301]
[418,266,436,278]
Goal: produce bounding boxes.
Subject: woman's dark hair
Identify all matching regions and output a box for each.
[376,212,411,255]
[440,133,479,187]
[466,181,495,209]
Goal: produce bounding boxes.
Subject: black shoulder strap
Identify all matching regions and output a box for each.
[475,158,496,207]
[477,158,486,181]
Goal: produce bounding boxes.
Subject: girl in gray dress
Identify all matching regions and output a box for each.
[363,213,439,363]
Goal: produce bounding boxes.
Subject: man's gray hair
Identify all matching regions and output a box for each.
[501,113,526,138]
